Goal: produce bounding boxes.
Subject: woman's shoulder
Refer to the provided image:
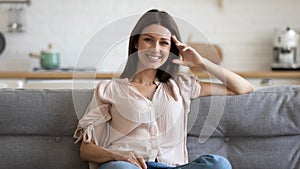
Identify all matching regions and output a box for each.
[94,78,129,101]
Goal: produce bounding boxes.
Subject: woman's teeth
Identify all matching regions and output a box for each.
[147,55,161,61]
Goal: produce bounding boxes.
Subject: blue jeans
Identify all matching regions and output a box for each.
[97,154,232,169]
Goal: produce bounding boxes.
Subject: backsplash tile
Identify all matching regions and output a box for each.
[0,0,299,72]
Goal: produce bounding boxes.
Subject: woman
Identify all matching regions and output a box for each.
[74,9,254,169]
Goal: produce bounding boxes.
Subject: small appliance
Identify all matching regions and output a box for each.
[272,27,300,70]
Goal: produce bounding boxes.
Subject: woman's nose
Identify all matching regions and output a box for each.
[151,41,161,50]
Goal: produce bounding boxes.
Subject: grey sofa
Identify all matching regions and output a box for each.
[0,85,299,169]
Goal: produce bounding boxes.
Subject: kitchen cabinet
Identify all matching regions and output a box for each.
[24,79,100,89]
[0,79,24,88]
[195,77,300,90]
[0,71,299,89]
[237,72,300,89]
[246,78,300,89]
[0,72,112,89]
[193,71,300,90]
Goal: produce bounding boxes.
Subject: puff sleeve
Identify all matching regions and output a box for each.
[73,80,112,147]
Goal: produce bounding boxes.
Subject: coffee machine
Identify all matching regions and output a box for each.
[272,27,300,70]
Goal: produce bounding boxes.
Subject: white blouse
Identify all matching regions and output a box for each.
[74,74,201,169]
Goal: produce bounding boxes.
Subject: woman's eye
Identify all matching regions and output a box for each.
[144,38,152,43]
[160,41,170,46]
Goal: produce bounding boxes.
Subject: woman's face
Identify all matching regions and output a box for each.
[135,24,172,70]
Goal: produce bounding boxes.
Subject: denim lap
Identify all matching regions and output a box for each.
[98,161,140,169]
[97,155,231,169]
[174,155,232,169]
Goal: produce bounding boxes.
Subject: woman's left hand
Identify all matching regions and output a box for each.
[171,35,206,71]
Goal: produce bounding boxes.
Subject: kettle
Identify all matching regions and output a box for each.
[29,44,60,69]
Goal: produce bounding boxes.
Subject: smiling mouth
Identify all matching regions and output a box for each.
[146,54,162,62]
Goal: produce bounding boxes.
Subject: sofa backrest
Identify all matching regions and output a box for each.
[1,86,300,169]
[0,89,92,169]
[188,85,300,169]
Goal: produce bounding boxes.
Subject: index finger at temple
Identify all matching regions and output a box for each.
[173,35,188,48]
[171,35,181,45]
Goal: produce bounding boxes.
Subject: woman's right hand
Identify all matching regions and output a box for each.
[111,150,147,169]
[80,142,147,169]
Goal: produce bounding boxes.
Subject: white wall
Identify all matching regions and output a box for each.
[0,0,299,72]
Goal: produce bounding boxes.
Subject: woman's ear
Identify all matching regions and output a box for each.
[134,43,138,49]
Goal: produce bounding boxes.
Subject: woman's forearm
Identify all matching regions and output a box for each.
[202,58,254,94]
[80,142,115,164]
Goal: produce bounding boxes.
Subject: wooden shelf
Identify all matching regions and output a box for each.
[0,71,300,80]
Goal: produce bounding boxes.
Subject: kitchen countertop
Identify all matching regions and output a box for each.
[0,71,300,79]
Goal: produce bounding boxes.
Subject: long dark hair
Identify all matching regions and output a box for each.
[120,9,182,82]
